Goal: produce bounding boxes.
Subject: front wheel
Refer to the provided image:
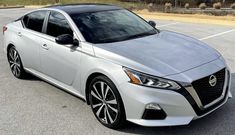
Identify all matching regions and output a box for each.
[88,75,126,129]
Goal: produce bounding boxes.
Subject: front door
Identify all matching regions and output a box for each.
[40,11,81,86]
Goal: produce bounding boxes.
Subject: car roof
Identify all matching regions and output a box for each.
[46,3,123,15]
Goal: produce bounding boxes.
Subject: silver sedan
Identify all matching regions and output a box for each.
[3,4,232,129]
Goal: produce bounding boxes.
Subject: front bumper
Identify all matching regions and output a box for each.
[120,83,196,126]
[118,62,231,127]
[120,79,231,127]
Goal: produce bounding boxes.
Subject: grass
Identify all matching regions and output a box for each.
[135,9,235,27]
[0,0,147,9]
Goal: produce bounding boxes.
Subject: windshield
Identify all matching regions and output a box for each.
[71,9,157,43]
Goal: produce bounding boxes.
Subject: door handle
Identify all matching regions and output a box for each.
[42,44,49,50]
[17,32,22,37]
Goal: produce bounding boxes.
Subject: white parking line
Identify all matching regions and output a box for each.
[157,22,180,28]
[200,29,235,40]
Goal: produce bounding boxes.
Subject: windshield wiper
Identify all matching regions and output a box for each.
[123,30,157,41]
[98,30,157,43]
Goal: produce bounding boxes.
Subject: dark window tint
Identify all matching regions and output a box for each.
[46,11,73,37]
[23,11,47,32]
[23,15,29,26]
[71,9,156,43]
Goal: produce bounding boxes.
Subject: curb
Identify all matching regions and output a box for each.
[0,6,25,9]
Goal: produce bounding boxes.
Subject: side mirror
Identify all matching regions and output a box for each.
[148,20,156,28]
[55,34,79,46]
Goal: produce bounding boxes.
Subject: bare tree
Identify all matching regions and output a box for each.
[175,0,178,8]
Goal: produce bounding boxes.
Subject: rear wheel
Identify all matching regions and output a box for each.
[7,46,27,79]
[88,75,126,129]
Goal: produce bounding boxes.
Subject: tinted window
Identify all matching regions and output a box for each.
[71,9,157,43]
[23,11,47,32]
[23,15,29,26]
[46,11,73,37]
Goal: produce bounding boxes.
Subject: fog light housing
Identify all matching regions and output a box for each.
[145,103,161,110]
[142,103,167,120]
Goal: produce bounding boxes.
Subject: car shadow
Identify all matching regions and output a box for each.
[23,72,87,102]
[21,73,41,81]
[117,73,235,135]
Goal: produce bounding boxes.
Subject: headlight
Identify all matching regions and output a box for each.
[123,67,181,90]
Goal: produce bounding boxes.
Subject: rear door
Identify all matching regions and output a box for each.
[39,11,81,86]
[19,10,48,71]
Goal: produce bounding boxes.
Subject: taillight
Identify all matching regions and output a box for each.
[3,26,7,35]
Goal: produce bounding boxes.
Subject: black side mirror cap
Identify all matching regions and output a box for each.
[73,39,79,46]
[55,34,79,46]
[55,34,73,45]
[148,20,156,28]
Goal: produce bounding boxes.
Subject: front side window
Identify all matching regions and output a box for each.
[23,11,47,32]
[71,9,157,44]
[46,11,73,37]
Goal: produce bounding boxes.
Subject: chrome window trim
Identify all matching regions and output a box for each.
[45,10,74,37]
[20,8,86,42]
[44,8,86,41]
[21,10,49,33]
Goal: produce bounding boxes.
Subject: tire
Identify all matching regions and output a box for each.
[7,46,27,79]
[88,75,126,129]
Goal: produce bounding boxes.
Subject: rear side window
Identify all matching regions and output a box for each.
[23,11,47,32]
[46,11,73,37]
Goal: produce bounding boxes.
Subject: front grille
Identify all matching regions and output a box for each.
[192,68,226,106]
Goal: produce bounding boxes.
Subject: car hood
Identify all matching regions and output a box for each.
[92,30,221,77]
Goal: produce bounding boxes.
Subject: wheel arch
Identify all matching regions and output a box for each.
[85,72,108,105]
[82,61,129,105]
[84,67,127,105]
[6,43,15,59]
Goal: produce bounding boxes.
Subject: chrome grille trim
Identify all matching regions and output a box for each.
[185,85,204,109]
[183,68,228,110]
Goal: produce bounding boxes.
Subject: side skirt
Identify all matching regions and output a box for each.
[24,68,86,102]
